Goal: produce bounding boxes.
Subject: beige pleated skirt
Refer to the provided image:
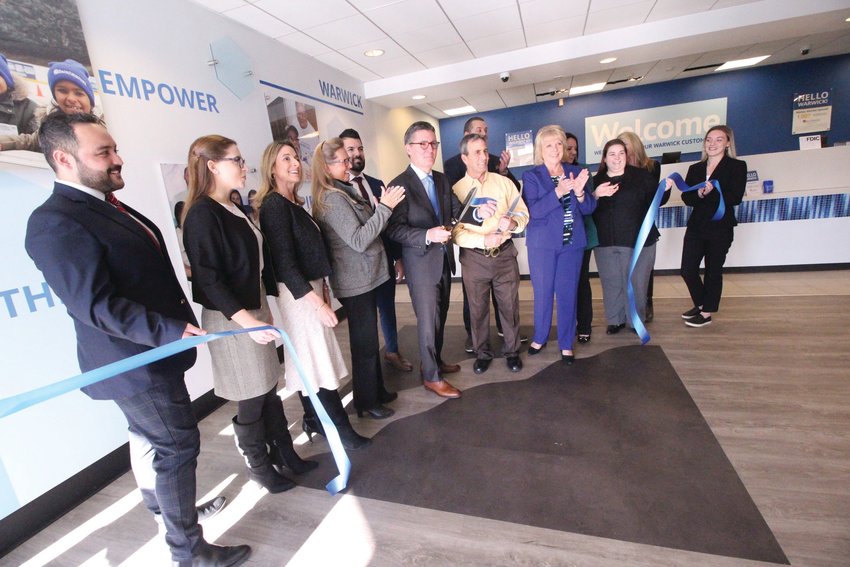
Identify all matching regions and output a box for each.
[275,279,347,394]
[202,294,282,401]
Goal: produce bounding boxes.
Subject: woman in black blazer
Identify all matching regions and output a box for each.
[182,135,316,494]
[256,140,370,450]
[680,125,747,327]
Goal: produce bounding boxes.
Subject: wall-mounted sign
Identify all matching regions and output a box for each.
[584,98,727,163]
[792,90,831,135]
[505,130,533,167]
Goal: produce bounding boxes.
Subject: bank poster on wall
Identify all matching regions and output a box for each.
[583,98,727,163]
[0,0,129,526]
[505,129,534,166]
[264,87,321,192]
[792,89,832,135]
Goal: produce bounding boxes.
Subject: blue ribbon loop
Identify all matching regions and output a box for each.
[628,173,725,345]
[0,325,351,495]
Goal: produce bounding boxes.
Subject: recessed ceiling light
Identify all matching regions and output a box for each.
[569,82,606,96]
[715,55,769,71]
[364,49,385,57]
[444,105,477,116]
[412,94,426,100]
[600,57,617,64]
[846,16,850,22]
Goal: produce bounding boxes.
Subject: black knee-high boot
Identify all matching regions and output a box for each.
[301,389,371,450]
[232,417,295,493]
[263,398,318,475]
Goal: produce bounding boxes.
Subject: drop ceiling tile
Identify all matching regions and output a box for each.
[710,0,761,8]
[589,0,650,12]
[222,4,295,37]
[497,84,536,107]
[463,91,507,112]
[688,46,750,67]
[452,5,522,41]
[585,1,654,34]
[644,0,714,22]
[523,15,585,45]
[360,53,427,76]
[253,0,357,29]
[415,43,475,67]
[338,37,411,65]
[607,61,654,81]
[365,0,448,33]
[303,14,388,50]
[348,0,406,10]
[520,0,587,25]
[276,32,333,57]
[467,29,526,58]
[736,38,797,58]
[440,0,517,21]
[192,0,246,12]
[393,22,462,53]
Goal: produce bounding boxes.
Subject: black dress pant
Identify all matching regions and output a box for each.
[338,289,384,411]
[576,248,593,335]
[680,226,734,313]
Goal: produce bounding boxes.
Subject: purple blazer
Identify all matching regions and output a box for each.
[522,162,596,251]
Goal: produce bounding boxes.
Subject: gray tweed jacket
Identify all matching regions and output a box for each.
[313,180,391,298]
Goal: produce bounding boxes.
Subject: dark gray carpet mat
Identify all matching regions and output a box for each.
[301,330,787,564]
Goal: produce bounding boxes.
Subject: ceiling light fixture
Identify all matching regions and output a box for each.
[715,55,769,71]
[569,82,606,96]
[600,57,617,64]
[412,94,426,100]
[444,105,477,116]
[364,49,385,57]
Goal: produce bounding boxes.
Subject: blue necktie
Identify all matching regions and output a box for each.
[423,174,441,220]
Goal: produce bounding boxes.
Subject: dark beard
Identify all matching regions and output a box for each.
[78,162,124,193]
[350,156,365,174]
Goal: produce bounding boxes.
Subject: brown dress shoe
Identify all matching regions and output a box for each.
[384,351,413,372]
[423,379,462,398]
[439,362,461,374]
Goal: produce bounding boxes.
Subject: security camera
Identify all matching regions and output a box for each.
[500,71,510,83]
[800,46,810,56]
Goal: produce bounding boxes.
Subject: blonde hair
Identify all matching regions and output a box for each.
[255,140,304,209]
[533,124,568,165]
[701,125,737,161]
[617,131,655,174]
[183,134,236,222]
[310,137,348,216]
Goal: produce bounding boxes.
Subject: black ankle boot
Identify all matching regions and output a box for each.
[313,389,372,450]
[232,417,295,493]
[264,398,318,475]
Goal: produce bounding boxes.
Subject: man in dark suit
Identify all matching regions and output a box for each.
[443,116,526,352]
[386,121,463,398]
[339,128,412,373]
[25,112,250,567]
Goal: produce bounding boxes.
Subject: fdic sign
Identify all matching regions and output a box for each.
[585,98,727,163]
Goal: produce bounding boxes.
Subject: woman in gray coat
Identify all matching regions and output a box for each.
[311,138,405,419]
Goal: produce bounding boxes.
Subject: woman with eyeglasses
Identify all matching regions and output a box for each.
[182,135,316,494]
[311,138,406,420]
[256,140,371,450]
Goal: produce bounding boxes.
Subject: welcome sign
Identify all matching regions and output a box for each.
[585,98,727,162]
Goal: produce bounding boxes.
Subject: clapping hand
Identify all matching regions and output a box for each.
[379,185,406,209]
[595,181,620,198]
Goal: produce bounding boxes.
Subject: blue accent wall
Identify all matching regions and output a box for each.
[439,54,850,169]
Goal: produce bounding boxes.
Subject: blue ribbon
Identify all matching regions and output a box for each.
[0,325,350,495]
[628,173,725,344]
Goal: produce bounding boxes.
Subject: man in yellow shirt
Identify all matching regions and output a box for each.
[453,133,529,374]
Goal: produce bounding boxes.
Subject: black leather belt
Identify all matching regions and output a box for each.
[471,240,512,258]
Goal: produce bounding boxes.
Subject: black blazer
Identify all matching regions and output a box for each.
[183,196,277,319]
[259,192,331,299]
[386,165,461,282]
[593,165,669,248]
[443,152,519,190]
[683,155,747,231]
[25,182,197,400]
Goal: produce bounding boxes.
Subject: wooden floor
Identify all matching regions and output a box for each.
[6,271,850,567]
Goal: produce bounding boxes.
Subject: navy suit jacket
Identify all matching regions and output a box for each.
[386,165,461,283]
[25,182,197,400]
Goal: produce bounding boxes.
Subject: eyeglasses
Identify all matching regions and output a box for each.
[219,156,246,168]
[407,141,440,150]
[327,157,352,165]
